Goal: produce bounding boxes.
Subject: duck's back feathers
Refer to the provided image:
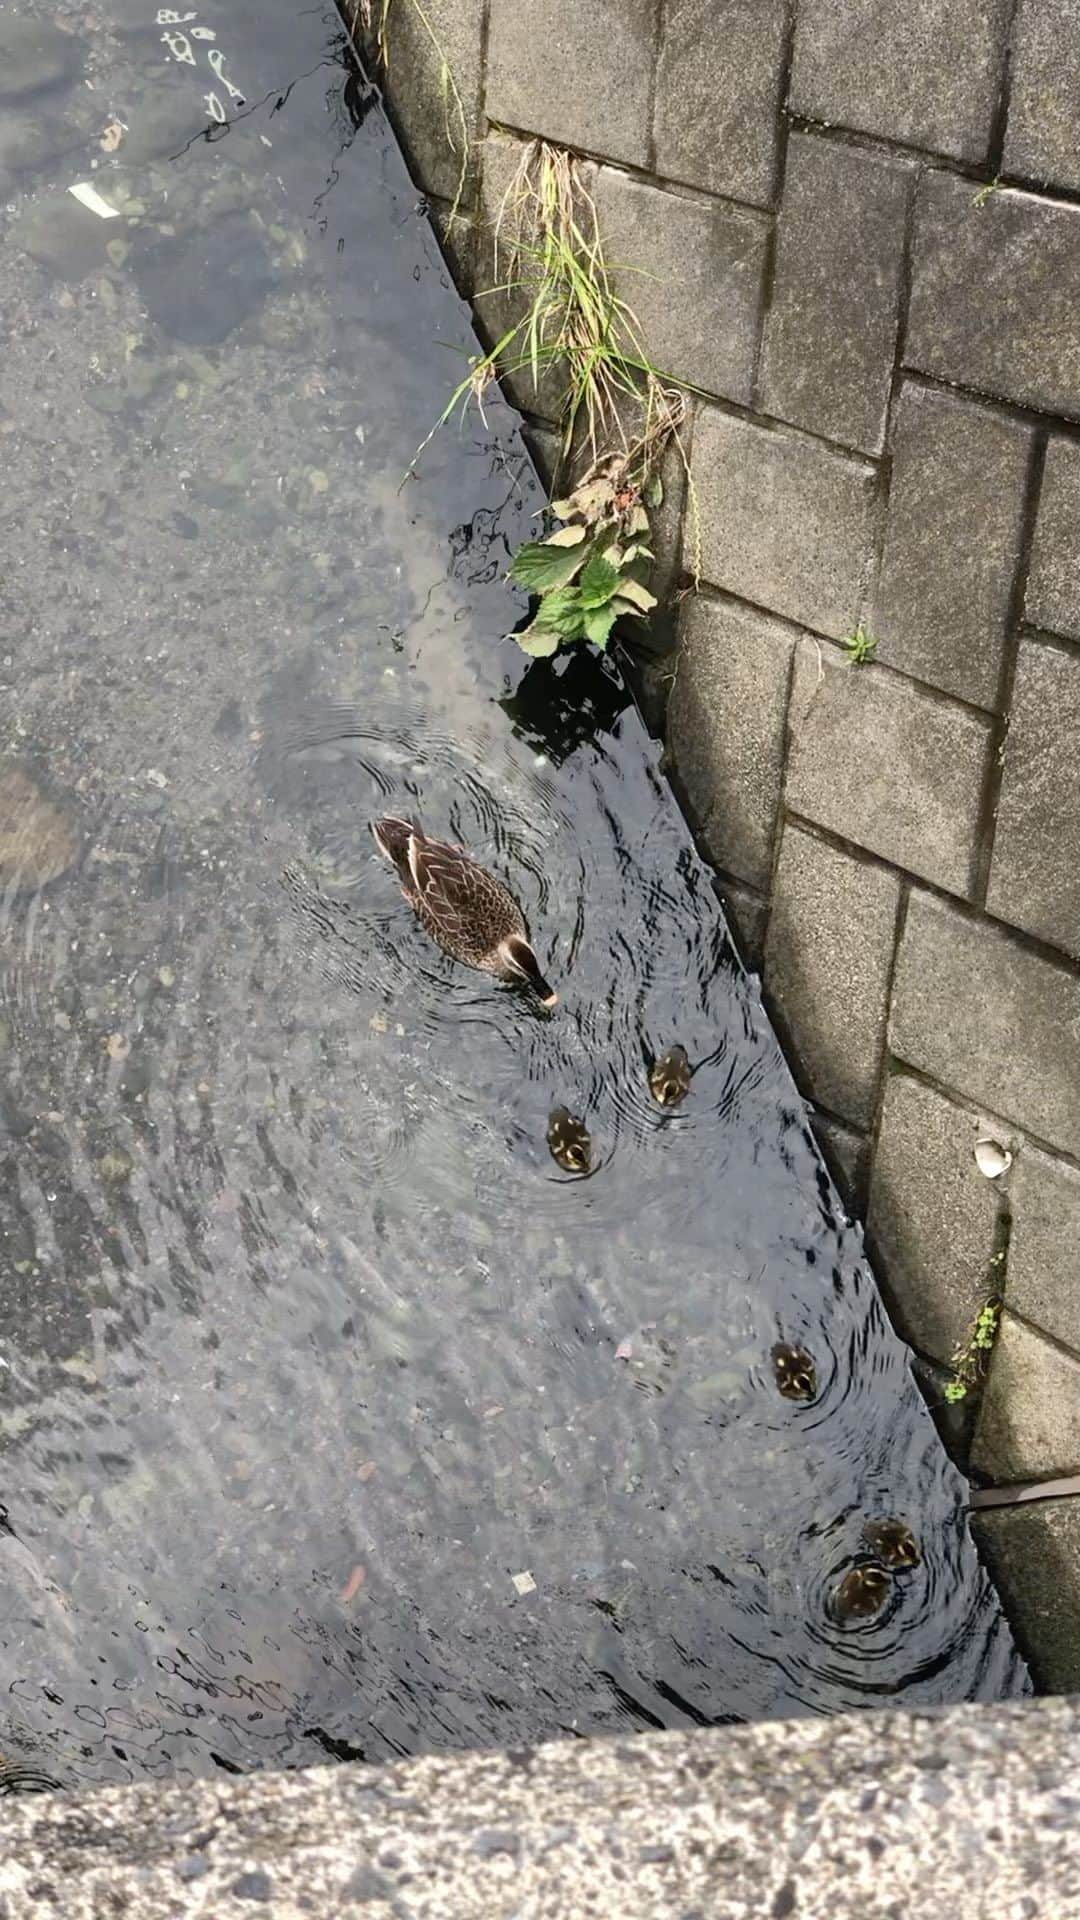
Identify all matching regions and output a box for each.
[372,817,533,976]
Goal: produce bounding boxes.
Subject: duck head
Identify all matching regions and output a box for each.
[498,934,557,1008]
[649,1044,692,1107]
[547,1106,591,1175]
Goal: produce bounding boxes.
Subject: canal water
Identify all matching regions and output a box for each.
[0,0,1025,1787]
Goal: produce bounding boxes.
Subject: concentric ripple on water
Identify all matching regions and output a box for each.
[0,0,1025,1790]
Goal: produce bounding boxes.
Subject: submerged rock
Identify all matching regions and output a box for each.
[0,761,79,893]
[0,20,81,103]
[131,210,276,345]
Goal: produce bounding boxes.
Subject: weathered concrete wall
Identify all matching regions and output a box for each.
[357,0,1080,1683]
[4,1698,1080,1916]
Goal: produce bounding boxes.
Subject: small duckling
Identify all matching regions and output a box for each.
[547,1107,591,1175]
[831,1564,891,1623]
[771,1342,817,1402]
[862,1519,921,1571]
[648,1044,692,1107]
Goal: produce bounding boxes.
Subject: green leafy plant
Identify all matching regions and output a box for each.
[972,176,1001,209]
[508,457,662,655]
[843,624,878,666]
[944,1296,1002,1403]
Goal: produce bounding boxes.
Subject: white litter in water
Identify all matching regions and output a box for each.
[68,181,121,219]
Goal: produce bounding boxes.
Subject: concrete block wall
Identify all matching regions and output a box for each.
[357,0,1080,1687]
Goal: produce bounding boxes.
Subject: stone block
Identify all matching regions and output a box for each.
[874,385,1033,710]
[715,876,769,972]
[1003,0,1080,194]
[973,1496,1080,1694]
[788,0,1011,161]
[987,638,1080,958]
[374,0,485,206]
[591,168,767,405]
[690,409,876,639]
[973,1313,1080,1479]
[867,1073,1001,1365]
[764,826,900,1127]
[760,135,913,456]
[1026,437,1080,641]
[486,0,657,170]
[891,890,1080,1157]
[786,641,991,896]
[654,0,787,207]
[906,173,1080,420]
[667,595,794,887]
[810,1109,870,1217]
[1007,1145,1080,1354]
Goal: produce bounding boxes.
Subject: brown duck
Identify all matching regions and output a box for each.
[862,1520,921,1571]
[831,1564,891,1623]
[547,1107,592,1174]
[372,817,556,1006]
[649,1044,692,1107]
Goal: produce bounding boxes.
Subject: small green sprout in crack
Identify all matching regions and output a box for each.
[972,176,1001,210]
[843,625,878,667]
[944,1287,1003,1404]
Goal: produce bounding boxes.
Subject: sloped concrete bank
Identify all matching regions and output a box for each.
[356,0,1080,1686]
[2,1699,1079,1917]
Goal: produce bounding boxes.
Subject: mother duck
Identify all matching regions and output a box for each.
[372,816,557,1007]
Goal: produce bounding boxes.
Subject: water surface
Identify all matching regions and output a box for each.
[0,0,1025,1787]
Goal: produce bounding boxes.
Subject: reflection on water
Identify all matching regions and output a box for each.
[0,0,1025,1789]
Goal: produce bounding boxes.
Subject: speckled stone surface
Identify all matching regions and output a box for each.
[1,1703,1079,1916]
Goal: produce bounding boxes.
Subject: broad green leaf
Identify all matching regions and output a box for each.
[613,578,658,614]
[516,620,562,658]
[644,472,663,508]
[509,538,590,593]
[544,524,587,548]
[584,603,618,650]
[579,552,621,608]
[535,585,587,637]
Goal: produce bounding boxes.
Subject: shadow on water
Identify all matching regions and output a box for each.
[0,0,1025,1788]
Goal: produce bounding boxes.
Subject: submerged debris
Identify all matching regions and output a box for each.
[547,1107,591,1175]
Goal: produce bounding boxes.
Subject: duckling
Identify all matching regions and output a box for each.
[771,1342,817,1402]
[547,1107,591,1175]
[372,817,556,1006]
[831,1564,891,1623]
[648,1044,692,1107]
[862,1519,921,1571]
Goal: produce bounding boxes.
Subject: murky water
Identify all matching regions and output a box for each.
[0,0,1025,1789]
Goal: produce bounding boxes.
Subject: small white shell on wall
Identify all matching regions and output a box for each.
[974,1137,1013,1179]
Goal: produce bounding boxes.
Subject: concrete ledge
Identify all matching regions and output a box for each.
[2,1701,1080,1916]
